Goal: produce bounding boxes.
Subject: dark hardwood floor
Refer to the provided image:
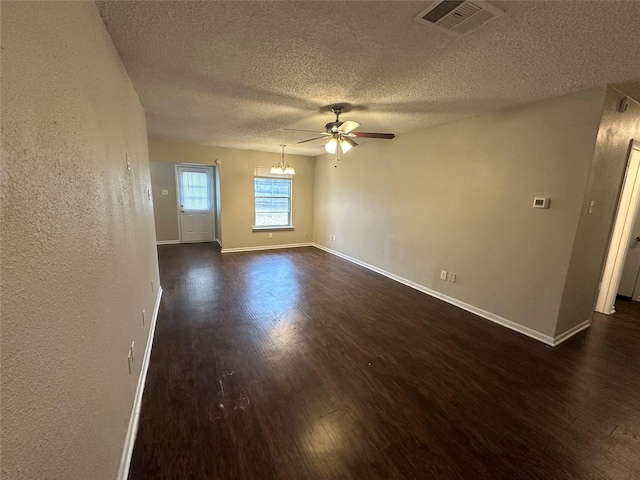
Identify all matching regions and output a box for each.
[129,243,640,480]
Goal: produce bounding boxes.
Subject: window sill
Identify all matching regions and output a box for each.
[252,226,295,232]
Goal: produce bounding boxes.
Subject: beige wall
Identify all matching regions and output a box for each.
[150,161,180,242]
[314,87,606,339]
[556,88,640,335]
[1,3,160,479]
[148,139,314,249]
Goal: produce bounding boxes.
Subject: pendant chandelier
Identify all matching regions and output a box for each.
[270,144,295,175]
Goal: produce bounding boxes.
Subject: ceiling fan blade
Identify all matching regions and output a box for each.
[297,135,327,144]
[340,120,360,134]
[284,128,323,133]
[343,136,358,147]
[352,132,395,139]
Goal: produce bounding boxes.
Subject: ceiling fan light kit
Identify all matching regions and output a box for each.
[270,144,295,175]
[324,137,354,155]
[285,105,395,160]
[338,139,352,154]
[325,138,338,155]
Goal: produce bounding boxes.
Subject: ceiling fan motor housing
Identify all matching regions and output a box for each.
[325,121,343,133]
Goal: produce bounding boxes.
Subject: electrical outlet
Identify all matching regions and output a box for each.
[440,270,448,280]
[448,272,456,283]
[142,309,146,326]
[268,232,273,238]
[147,189,152,201]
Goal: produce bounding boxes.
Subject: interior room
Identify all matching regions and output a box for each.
[2,1,640,479]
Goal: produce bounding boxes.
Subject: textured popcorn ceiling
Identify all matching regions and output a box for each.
[96,1,640,155]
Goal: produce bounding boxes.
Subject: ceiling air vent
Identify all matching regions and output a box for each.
[414,0,504,37]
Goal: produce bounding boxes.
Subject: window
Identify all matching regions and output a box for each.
[254,166,292,228]
[180,171,211,210]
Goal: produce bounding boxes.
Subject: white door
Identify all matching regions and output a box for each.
[176,165,214,243]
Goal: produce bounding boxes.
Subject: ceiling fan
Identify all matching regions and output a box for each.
[284,105,395,156]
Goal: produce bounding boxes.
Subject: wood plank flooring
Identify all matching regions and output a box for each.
[129,243,640,479]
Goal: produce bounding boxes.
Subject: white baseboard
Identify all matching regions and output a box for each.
[221,242,313,254]
[156,240,180,245]
[312,243,589,347]
[552,319,591,346]
[117,286,163,480]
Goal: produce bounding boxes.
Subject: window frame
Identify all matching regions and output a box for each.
[253,167,294,230]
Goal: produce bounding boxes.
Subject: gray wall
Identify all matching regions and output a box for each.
[150,161,180,242]
[148,139,315,249]
[1,3,160,479]
[313,87,607,339]
[556,87,640,335]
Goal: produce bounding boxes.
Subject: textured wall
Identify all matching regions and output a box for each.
[314,87,606,338]
[1,2,160,479]
[150,162,180,242]
[148,139,314,249]
[556,88,640,335]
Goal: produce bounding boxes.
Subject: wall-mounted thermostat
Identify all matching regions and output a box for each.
[533,197,550,209]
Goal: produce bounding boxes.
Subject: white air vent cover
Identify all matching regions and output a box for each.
[414,0,504,37]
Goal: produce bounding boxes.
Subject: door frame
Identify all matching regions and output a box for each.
[175,164,216,243]
[595,140,640,314]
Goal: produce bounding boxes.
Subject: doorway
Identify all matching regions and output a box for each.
[617,210,640,301]
[595,140,640,314]
[175,165,216,243]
